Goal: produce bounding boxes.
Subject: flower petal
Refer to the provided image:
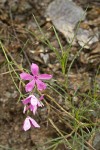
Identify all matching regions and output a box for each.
[25,80,35,92]
[30,95,38,106]
[23,106,27,113]
[36,79,47,91]
[23,117,31,131]
[29,105,38,115]
[38,74,52,80]
[31,63,39,75]
[20,72,33,80]
[29,105,34,111]
[40,95,44,101]
[23,105,31,113]
[32,106,37,115]
[22,96,31,105]
[29,117,40,128]
[37,101,43,107]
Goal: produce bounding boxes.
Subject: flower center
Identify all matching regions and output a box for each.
[34,75,38,80]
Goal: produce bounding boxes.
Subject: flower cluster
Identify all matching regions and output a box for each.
[20,63,52,131]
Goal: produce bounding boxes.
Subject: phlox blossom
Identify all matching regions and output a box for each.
[23,116,40,131]
[22,95,44,114]
[20,63,52,92]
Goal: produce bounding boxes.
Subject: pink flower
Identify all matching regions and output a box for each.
[23,116,40,131]
[22,95,44,114]
[20,63,52,92]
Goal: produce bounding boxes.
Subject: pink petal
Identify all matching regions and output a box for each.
[29,105,38,115]
[37,101,43,107]
[23,106,27,113]
[22,96,31,105]
[23,117,31,131]
[20,73,33,80]
[29,117,40,128]
[25,80,35,92]
[40,95,44,101]
[29,105,34,111]
[30,95,38,106]
[31,63,39,76]
[32,106,37,115]
[38,74,52,80]
[36,79,47,91]
[23,105,31,113]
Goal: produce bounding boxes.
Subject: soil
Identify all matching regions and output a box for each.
[0,0,100,150]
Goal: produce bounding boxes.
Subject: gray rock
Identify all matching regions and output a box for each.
[0,0,7,7]
[46,0,85,45]
[46,0,99,48]
[5,91,11,98]
[0,0,7,4]
[40,53,49,64]
[93,132,100,150]
[27,21,37,30]
[12,90,18,98]
[76,28,99,49]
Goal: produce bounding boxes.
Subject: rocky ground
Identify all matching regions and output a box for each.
[0,0,100,150]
